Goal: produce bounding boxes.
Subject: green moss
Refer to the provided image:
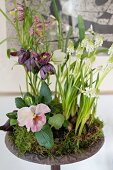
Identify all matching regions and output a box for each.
[11,117,104,157]
[49,100,63,115]
[12,126,35,154]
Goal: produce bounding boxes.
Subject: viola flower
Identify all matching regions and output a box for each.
[17,104,51,132]
[10,3,24,21]
[52,49,66,65]
[40,63,55,80]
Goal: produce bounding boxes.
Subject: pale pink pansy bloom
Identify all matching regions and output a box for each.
[17,104,51,132]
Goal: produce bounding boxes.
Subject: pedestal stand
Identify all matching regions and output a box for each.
[51,165,60,170]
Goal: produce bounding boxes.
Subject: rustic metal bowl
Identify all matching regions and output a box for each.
[5,132,104,166]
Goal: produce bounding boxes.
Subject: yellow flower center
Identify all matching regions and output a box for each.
[43,55,47,59]
[33,114,39,121]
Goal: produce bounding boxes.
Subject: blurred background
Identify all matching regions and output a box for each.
[0,0,113,170]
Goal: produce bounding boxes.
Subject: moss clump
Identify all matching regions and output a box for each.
[11,126,35,154]
[10,117,104,157]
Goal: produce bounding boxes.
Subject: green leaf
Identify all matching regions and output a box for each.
[52,0,60,21]
[6,112,17,119]
[24,92,35,106]
[48,114,65,130]
[78,15,85,42]
[40,81,52,104]
[64,27,73,53]
[15,97,27,109]
[10,119,17,126]
[35,124,54,149]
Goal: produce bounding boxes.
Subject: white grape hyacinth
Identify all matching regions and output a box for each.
[94,34,103,48]
[67,40,75,55]
[81,37,95,53]
[81,87,97,98]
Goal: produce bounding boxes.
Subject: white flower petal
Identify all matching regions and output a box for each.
[17,107,33,127]
[35,103,51,115]
[52,49,66,65]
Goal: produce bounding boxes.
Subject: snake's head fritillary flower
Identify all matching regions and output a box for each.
[37,52,51,66]
[10,3,24,21]
[17,104,51,132]
[10,48,31,64]
[40,63,55,80]
[30,16,50,37]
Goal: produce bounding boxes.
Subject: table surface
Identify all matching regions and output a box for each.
[0,95,113,170]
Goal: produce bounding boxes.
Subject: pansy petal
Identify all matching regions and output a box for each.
[38,113,46,124]
[30,105,36,113]
[17,107,33,127]
[35,104,51,115]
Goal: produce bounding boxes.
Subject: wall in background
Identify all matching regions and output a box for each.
[0,0,26,94]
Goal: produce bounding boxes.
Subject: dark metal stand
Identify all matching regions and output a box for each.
[51,165,60,170]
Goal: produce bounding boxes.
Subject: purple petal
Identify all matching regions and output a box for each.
[40,68,46,80]
[18,50,30,64]
[40,63,55,80]
[38,52,51,65]
[25,58,31,71]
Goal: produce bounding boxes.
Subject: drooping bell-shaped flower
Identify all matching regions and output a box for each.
[52,49,66,65]
[10,48,31,64]
[37,52,51,66]
[30,16,50,37]
[40,63,55,80]
[10,3,24,21]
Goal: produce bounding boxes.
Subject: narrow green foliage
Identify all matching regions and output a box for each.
[78,15,85,41]
[64,27,73,53]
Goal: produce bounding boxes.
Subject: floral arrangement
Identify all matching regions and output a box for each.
[0,0,113,156]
